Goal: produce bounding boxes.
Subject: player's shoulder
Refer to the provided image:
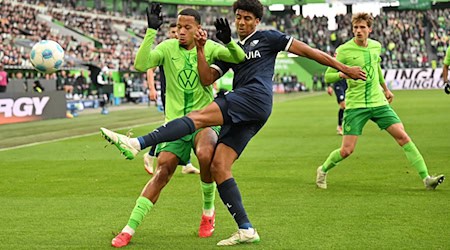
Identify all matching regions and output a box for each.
[335,40,352,54]
[336,39,351,50]
[367,38,382,48]
[159,39,178,48]
[259,29,285,38]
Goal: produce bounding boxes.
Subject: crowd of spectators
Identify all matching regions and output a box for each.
[268,13,332,54]
[429,8,450,67]
[333,10,429,69]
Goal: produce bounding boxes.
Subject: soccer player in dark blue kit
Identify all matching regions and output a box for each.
[101,0,366,245]
[327,79,348,135]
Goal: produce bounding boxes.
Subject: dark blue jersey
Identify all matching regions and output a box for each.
[212,30,293,99]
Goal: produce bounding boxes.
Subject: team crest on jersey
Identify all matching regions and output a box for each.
[250,40,259,47]
[363,64,374,81]
[178,69,198,90]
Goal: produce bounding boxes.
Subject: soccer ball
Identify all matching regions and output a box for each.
[30,40,64,74]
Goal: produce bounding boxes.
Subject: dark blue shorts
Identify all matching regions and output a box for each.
[333,80,347,104]
[214,89,270,156]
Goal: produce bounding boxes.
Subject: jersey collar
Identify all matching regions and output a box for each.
[238,29,257,45]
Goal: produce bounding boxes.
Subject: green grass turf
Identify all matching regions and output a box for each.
[0,90,449,249]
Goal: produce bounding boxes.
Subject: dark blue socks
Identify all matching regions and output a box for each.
[137,116,195,150]
[338,108,344,126]
[217,178,252,229]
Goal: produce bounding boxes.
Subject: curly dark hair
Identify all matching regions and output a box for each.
[232,0,264,20]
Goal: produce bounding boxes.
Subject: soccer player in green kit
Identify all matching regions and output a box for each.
[109,4,245,248]
[316,13,445,190]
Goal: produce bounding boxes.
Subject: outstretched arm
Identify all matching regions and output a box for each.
[134,3,164,72]
[212,18,245,64]
[288,39,366,81]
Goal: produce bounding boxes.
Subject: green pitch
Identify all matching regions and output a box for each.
[0,90,449,249]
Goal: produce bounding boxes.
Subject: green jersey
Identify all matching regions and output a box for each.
[444,46,450,66]
[216,70,234,91]
[134,28,245,122]
[325,38,388,109]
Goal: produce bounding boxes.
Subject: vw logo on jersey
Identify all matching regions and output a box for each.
[250,40,259,47]
[363,64,375,81]
[178,69,198,90]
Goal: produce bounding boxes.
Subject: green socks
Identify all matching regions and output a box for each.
[402,141,429,179]
[322,148,344,172]
[321,142,429,180]
[127,196,154,230]
[201,182,215,210]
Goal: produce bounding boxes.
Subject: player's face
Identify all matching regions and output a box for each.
[168,27,178,39]
[177,15,200,47]
[352,20,372,44]
[235,9,260,40]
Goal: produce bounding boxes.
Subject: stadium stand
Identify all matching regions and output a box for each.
[1,0,449,100]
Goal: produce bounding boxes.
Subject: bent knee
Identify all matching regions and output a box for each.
[340,147,354,158]
[396,135,411,146]
[153,166,173,184]
[195,146,215,163]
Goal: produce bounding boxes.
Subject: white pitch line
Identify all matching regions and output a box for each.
[0,120,164,152]
[0,92,326,152]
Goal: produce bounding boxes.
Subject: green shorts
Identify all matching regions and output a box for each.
[343,105,402,136]
[155,126,220,165]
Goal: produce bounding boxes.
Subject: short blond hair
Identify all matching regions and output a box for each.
[352,13,373,28]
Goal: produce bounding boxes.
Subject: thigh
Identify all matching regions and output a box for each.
[371,105,402,130]
[155,151,179,173]
[343,108,371,135]
[216,89,272,124]
[156,139,191,165]
[219,121,265,156]
[193,127,219,154]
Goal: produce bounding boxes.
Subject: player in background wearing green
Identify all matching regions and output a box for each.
[316,13,445,190]
[442,46,450,94]
[110,5,245,248]
[144,23,200,175]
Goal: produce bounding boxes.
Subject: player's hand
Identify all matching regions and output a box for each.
[384,89,394,103]
[146,2,163,30]
[344,66,366,81]
[194,29,208,48]
[444,82,450,94]
[214,18,231,44]
[327,86,333,96]
[149,88,157,101]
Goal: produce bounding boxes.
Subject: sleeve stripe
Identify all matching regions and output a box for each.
[284,37,294,51]
[210,64,224,77]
